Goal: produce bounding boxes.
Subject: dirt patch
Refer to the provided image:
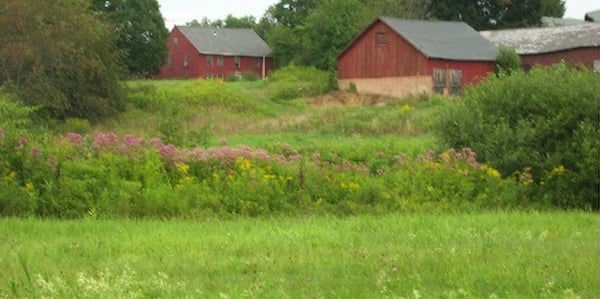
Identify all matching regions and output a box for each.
[307,91,395,107]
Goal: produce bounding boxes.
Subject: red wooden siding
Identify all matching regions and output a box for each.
[338,19,495,92]
[520,47,600,70]
[159,27,274,80]
[338,21,428,79]
[427,59,494,86]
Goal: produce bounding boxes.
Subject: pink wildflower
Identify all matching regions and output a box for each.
[66,132,83,144]
[93,132,119,150]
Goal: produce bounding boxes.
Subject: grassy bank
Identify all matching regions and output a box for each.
[2,212,597,298]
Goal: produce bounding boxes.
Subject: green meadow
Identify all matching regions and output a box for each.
[1,66,598,297]
[2,212,598,298]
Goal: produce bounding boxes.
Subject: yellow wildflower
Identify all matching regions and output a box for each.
[481,165,501,178]
[549,165,566,177]
[440,151,451,163]
[24,182,34,192]
[348,182,360,191]
[398,104,413,116]
[175,163,190,174]
[235,157,252,171]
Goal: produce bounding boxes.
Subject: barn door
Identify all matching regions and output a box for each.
[433,68,462,96]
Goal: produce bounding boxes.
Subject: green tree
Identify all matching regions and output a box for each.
[266,25,302,67]
[91,0,169,77]
[187,15,257,29]
[541,0,565,17]
[427,0,562,30]
[0,0,125,120]
[223,15,258,28]
[301,0,370,70]
[268,0,318,27]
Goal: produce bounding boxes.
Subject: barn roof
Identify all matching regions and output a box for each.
[480,23,600,55]
[377,17,498,61]
[176,26,272,57]
[585,9,600,22]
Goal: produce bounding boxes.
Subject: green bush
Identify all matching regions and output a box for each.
[269,65,336,100]
[495,46,521,75]
[241,71,260,81]
[435,63,599,209]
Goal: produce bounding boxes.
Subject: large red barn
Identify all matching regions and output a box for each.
[481,23,600,71]
[159,26,273,80]
[337,17,498,97]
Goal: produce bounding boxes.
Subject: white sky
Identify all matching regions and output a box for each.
[157,0,599,29]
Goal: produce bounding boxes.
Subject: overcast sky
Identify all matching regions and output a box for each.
[157,0,599,29]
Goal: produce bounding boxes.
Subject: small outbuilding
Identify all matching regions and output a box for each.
[159,26,273,80]
[480,23,600,71]
[337,17,498,97]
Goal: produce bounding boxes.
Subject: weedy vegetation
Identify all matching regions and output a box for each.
[0,65,598,297]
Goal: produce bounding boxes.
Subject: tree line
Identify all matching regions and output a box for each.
[0,0,564,120]
[193,0,565,70]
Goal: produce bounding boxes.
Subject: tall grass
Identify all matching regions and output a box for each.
[2,212,597,298]
[98,79,443,153]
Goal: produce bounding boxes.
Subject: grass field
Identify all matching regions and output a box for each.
[1,212,597,298]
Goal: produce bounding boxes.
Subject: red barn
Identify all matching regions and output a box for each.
[159,26,273,80]
[337,17,498,97]
[480,23,600,71]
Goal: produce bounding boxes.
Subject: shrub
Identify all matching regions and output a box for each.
[227,73,241,82]
[269,65,336,100]
[435,63,599,209]
[495,46,521,75]
[241,71,260,81]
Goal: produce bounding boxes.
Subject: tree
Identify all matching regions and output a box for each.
[223,15,258,28]
[426,0,563,30]
[262,0,318,68]
[0,0,126,120]
[541,0,565,17]
[91,0,169,77]
[300,0,370,70]
[268,0,318,27]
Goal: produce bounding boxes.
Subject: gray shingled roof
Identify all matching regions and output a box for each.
[379,17,498,61]
[177,26,272,57]
[480,23,600,55]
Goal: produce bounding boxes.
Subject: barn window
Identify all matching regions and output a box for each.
[173,37,178,49]
[167,56,172,68]
[217,56,224,67]
[206,55,213,66]
[206,73,212,79]
[254,57,261,68]
[234,56,241,68]
[217,73,223,79]
[183,54,189,68]
[376,32,386,44]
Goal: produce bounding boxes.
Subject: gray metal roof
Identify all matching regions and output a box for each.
[480,23,600,55]
[585,9,600,22]
[176,26,272,57]
[541,16,587,27]
[379,17,499,61]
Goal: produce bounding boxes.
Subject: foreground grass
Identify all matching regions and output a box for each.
[1,212,597,298]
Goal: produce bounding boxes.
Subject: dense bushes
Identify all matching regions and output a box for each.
[0,125,526,218]
[436,63,599,209]
[268,65,336,100]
